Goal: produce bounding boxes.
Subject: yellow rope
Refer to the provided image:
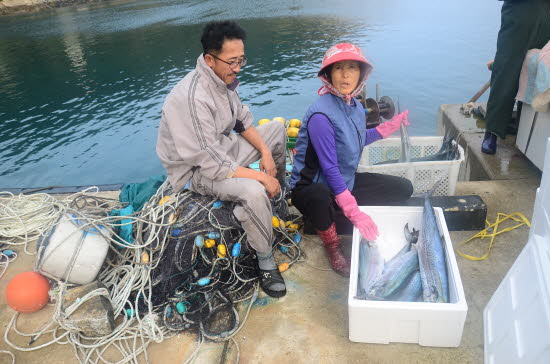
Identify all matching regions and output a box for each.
[456,212,531,261]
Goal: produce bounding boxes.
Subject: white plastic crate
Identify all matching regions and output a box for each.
[348,206,468,347]
[357,136,464,196]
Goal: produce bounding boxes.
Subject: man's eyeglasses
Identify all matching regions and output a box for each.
[208,53,248,68]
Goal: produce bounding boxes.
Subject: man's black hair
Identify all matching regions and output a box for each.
[201,21,246,55]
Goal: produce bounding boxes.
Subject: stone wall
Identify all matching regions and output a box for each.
[0,0,107,15]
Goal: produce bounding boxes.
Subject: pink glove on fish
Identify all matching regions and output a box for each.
[335,189,379,241]
[375,110,410,139]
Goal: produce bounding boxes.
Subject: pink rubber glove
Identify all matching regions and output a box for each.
[335,189,379,241]
[375,110,410,139]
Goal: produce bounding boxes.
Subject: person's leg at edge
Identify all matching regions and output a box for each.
[291,183,349,276]
[483,0,539,154]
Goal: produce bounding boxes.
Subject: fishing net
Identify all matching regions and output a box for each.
[132,185,299,339]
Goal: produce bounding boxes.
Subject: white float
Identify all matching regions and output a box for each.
[36,213,111,284]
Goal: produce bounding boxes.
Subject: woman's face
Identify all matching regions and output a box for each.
[330,60,361,95]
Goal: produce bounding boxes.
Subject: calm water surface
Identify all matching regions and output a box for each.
[0,0,501,188]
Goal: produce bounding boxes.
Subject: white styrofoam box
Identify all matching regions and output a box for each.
[516,104,550,170]
[357,136,464,196]
[530,188,542,241]
[484,207,550,364]
[348,206,468,347]
[539,138,550,210]
[36,214,111,284]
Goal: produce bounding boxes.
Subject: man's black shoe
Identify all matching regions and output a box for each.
[481,131,497,155]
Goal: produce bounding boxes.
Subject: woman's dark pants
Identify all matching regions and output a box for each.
[291,173,413,234]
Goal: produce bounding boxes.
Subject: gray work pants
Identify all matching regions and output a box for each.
[189,121,287,254]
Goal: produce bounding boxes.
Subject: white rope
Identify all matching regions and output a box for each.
[1,184,175,363]
[0,251,17,279]
[0,192,65,254]
[0,350,15,364]
[1,181,277,363]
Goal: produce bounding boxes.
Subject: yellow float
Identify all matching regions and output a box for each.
[217,244,227,257]
[289,119,301,128]
[287,127,299,137]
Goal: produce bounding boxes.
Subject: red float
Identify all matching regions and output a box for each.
[5,272,50,313]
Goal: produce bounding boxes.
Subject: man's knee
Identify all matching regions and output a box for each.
[275,119,286,135]
[239,180,268,202]
[264,121,285,143]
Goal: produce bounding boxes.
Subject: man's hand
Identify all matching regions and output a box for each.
[259,150,277,178]
[261,174,281,199]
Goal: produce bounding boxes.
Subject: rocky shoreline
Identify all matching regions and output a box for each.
[0,0,108,16]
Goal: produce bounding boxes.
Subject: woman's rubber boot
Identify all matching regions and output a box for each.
[316,222,350,276]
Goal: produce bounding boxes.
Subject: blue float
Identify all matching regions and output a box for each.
[208,232,221,239]
[195,235,205,247]
[2,250,14,257]
[197,277,211,286]
[176,302,186,314]
[231,242,241,257]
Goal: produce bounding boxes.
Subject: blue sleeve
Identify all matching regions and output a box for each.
[308,113,348,195]
[364,128,382,146]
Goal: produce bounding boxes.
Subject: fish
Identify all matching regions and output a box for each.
[367,248,419,300]
[389,270,422,302]
[397,98,411,163]
[410,128,459,162]
[384,223,419,268]
[376,128,459,165]
[399,121,411,163]
[416,179,449,303]
[357,239,385,298]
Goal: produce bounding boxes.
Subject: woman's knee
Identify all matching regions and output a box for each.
[401,178,414,199]
[292,184,333,218]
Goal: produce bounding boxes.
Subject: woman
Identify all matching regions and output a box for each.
[289,43,413,276]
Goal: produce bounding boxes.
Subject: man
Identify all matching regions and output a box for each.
[482,0,550,154]
[156,21,287,298]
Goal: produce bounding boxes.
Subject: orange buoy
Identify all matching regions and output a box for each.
[278,263,290,272]
[5,272,50,313]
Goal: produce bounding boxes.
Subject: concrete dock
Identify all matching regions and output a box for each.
[0,105,544,363]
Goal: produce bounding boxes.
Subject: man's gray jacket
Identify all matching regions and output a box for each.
[156,54,254,191]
